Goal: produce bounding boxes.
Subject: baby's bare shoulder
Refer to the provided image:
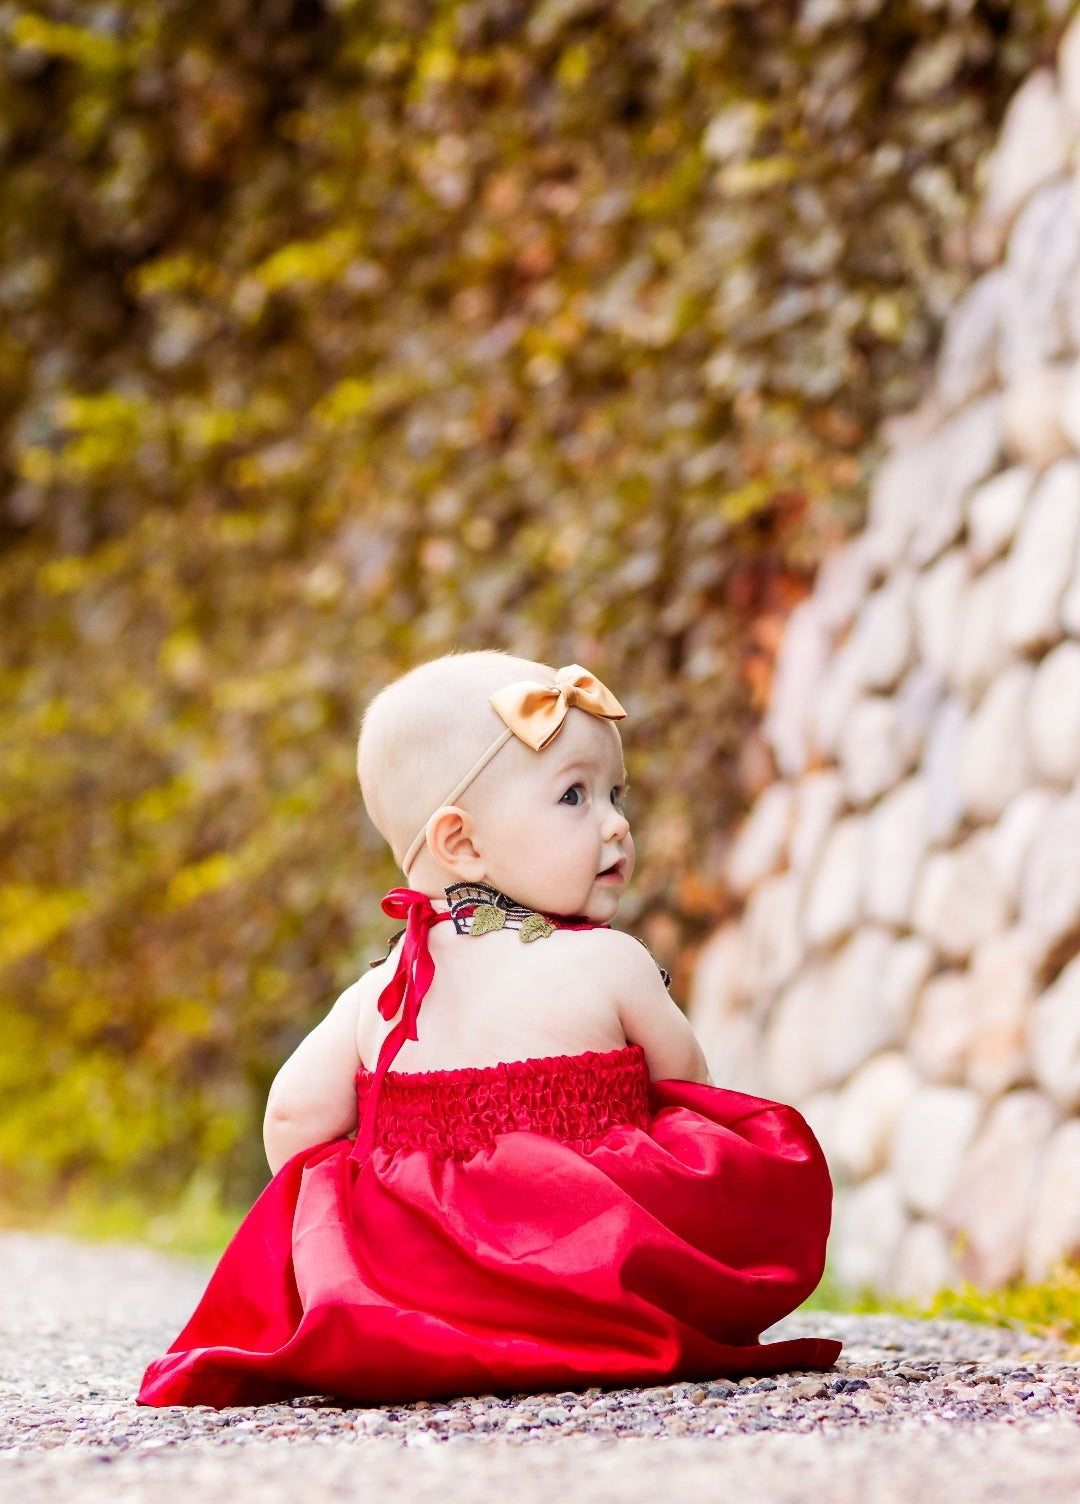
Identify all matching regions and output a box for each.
[553,925,664,983]
[339,954,395,1022]
[337,962,386,1010]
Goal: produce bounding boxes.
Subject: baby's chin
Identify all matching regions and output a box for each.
[505,883,622,922]
[577,887,625,923]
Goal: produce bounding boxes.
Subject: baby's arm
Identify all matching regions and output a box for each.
[263,983,364,1174]
[606,931,712,1084]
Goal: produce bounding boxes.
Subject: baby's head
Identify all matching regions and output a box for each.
[357,651,634,921]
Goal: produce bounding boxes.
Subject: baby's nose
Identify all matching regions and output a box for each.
[605,806,630,839]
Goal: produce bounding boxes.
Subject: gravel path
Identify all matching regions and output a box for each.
[2,1232,1080,1501]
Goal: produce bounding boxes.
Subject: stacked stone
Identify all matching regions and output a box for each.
[688,17,1080,1301]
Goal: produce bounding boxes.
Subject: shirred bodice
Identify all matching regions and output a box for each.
[354,1044,652,1160]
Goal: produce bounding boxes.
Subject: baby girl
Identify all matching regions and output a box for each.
[139,651,839,1408]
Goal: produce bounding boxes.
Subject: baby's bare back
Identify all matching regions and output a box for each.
[356,925,628,1073]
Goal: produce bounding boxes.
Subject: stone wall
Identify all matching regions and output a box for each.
[688,16,1080,1300]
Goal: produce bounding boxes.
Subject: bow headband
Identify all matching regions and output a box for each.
[401,664,626,874]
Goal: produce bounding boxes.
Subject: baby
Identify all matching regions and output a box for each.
[263,650,710,1173]
[140,650,839,1409]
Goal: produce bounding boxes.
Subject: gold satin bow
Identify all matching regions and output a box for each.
[400,662,627,873]
[489,664,626,752]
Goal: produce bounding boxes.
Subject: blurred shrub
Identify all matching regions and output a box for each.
[0,0,1063,1208]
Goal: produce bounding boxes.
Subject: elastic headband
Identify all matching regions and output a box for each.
[400,664,625,875]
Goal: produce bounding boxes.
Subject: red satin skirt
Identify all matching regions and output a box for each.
[138,1046,840,1408]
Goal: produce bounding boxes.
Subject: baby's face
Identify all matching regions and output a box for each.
[468,709,634,921]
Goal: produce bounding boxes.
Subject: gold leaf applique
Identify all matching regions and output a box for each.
[469,903,507,936]
[519,913,556,943]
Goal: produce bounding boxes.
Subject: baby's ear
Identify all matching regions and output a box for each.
[426,805,485,878]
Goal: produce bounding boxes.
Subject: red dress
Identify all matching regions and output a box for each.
[138,891,840,1408]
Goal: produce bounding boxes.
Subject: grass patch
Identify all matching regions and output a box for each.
[798,1266,852,1313]
[801,1264,1080,1345]
[919,1270,1080,1344]
[0,1169,243,1262]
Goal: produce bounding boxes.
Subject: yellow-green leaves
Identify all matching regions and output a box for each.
[254,229,362,296]
[0,0,1061,1219]
[10,14,125,72]
[0,886,91,971]
[519,913,556,943]
[469,904,507,936]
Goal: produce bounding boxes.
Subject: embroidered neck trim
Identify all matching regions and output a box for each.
[444,880,559,942]
[444,880,670,984]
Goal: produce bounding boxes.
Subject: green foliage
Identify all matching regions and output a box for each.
[805,1266,1080,1344]
[920,1270,1080,1344]
[798,1264,849,1314]
[1,1169,242,1262]
[0,0,1065,1208]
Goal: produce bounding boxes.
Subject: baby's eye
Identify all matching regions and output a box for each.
[611,785,630,809]
[560,785,585,806]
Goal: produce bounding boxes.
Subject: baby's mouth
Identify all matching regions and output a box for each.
[597,860,625,881]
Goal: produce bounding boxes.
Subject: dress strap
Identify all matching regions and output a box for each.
[355,888,452,1157]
